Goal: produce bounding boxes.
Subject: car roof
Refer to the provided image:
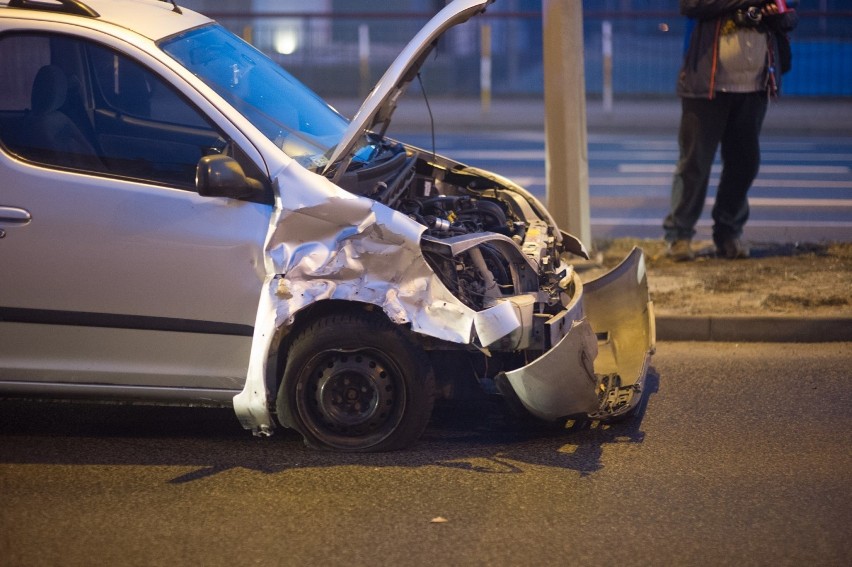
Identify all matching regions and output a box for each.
[0,0,211,42]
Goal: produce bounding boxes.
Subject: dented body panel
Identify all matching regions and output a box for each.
[585,247,656,419]
[500,248,655,421]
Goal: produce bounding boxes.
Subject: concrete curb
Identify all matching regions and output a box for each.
[655,315,852,343]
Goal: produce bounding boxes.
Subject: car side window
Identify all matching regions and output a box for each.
[84,41,229,187]
[0,33,101,170]
[0,31,269,199]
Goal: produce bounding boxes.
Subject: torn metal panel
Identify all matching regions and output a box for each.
[500,319,601,421]
[472,297,522,348]
[263,163,474,339]
[494,270,598,420]
[583,247,656,419]
[473,294,543,352]
[492,249,655,423]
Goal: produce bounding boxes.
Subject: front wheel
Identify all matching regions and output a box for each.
[276,310,435,451]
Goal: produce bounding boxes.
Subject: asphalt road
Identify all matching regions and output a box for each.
[395,130,852,243]
[1,342,850,566]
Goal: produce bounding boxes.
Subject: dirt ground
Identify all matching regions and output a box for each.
[583,238,852,317]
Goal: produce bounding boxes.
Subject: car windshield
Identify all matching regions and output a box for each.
[160,24,349,171]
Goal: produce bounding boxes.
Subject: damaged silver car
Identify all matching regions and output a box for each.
[0,0,654,451]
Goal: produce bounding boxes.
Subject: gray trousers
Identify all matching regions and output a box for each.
[663,92,768,244]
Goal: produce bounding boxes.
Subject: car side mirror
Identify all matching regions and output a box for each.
[196,154,263,199]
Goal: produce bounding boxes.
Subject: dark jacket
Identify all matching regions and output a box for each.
[677,0,798,99]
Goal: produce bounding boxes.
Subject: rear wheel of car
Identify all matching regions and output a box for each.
[276,310,435,451]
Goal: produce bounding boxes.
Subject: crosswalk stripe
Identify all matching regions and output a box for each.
[509,176,852,190]
[617,164,851,174]
[590,177,852,189]
[587,196,852,208]
[591,218,852,228]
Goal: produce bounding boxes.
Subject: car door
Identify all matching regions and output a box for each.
[0,29,271,398]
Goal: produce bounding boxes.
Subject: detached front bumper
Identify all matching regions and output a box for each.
[497,247,656,421]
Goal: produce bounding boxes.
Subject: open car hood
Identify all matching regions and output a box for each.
[323,0,493,176]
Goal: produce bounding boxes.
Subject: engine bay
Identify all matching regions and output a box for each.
[328,136,577,311]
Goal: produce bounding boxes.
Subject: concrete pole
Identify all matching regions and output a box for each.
[542,0,591,246]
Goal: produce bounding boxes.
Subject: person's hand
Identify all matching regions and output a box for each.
[762,1,799,31]
[761,2,780,17]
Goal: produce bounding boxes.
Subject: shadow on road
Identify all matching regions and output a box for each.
[0,370,659,483]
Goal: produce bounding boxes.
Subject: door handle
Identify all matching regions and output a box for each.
[0,206,32,225]
[0,206,31,237]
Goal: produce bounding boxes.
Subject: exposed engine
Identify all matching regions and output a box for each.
[401,194,509,238]
[332,136,574,312]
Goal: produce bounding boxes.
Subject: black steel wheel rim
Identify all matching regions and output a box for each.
[297,349,406,446]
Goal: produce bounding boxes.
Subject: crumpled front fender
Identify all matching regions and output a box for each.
[232,162,532,435]
[498,247,655,421]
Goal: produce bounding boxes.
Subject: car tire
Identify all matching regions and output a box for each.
[276,310,435,451]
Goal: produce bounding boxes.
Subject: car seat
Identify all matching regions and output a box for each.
[24,64,104,170]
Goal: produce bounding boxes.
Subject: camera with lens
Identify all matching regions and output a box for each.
[733,5,764,27]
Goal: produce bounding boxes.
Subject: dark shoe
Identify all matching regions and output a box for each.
[716,238,750,259]
[665,239,695,262]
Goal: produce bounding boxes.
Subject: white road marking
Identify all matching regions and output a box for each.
[447,149,852,163]
[508,176,852,191]
[591,218,852,228]
[589,177,852,189]
[617,164,851,174]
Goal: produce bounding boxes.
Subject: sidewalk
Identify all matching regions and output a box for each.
[589,239,852,343]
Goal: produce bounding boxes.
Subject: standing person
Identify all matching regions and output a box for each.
[663,1,798,261]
